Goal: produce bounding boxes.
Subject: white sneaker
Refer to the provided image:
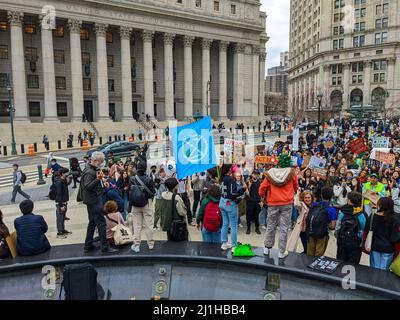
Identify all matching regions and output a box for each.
[221,243,231,251]
[278,250,289,259]
[263,247,269,256]
[238,224,244,228]
[131,244,140,253]
[262,225,267,230]
[148,243,154,250]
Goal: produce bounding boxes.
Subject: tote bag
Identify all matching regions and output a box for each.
[108,214,134,245]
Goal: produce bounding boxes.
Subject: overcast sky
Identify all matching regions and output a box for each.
[260,0,290,70]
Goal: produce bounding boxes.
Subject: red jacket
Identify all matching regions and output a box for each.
[259,170,299,207]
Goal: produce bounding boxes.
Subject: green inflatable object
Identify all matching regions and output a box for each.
[232,243,256,257]
[278,154,291,169]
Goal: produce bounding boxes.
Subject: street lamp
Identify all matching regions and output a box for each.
[6,75,17,156]
[316,92,323,136]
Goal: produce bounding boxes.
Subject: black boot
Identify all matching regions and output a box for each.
[255,227,261,235]
[246,226,251,235]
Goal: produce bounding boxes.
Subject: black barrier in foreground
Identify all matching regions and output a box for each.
[58,140,61,149]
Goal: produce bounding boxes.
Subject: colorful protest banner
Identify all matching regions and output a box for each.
[372,137,389,148]
[375,151,395,165]
[309,156,327,169]
[255,156,279,165]
[347,138,369,154]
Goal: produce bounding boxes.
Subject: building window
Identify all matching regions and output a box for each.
[353,35,365,47]
[24,23,36,34]
[27,75,39,89]
[106,32,113,43]
[352,75,363,84]
[83,78,91,91]
[25,47,38,61]
[132,80,136,93]
[195,0,202,8]
[108,79,115,92]
[57,102,68,117]
[373,73,386,83]
[153,82,157,94]
[82,52,90,64]
[231,4,236,14]
[107,55,114,67]
[331,64,343,75]
[177,0,183,4]
[29,101,41,117]
[0,21,8,32]
[0,73,8,87]
[375,32,388,44]
[54,50,65,64]
[153,59,156,71]
[352,62,364,73]
[0,45,8,59]
[55,77,66,90]
[373,60,387,71]
[80,28,89,40]
[53,26,65,37]
[214,1,219,11]
[0,101,10,116]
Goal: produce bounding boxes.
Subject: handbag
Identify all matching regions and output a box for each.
[169,194,188,242]
[106,214,133,245]
[390,254,400,277]
[364,213,374,254]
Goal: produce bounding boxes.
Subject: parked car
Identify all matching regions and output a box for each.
[298,122,319,131]
[86,141,140,158]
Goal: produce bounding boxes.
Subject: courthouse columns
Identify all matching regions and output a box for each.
[142,30,155,118]
[164,33,175,120]
[343,62,350,111]
[363,60,372,106]
[7,11,28,121]
[68,19,84,122]
[218,41,228,120]
[202,38,213,116]
[41,18,59,122]
[120,26,133,121]
[258,49,266,117]
[252,45,260,117]
[387,57,396,106]
[95,23,110,121]
[183,36,194,120]
[232,43,245,119]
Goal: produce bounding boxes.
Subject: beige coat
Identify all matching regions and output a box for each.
[286,196,310,252]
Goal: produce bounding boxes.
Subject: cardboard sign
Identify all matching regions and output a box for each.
[302,155,311,168]
[309,156,326,169]
[376,151,395,165]
[255,156,278,165]
[347,138,368,154]
[313,168,328,180]
[372,137,389,148]
[308,256,342,274]
[363,189,380,206]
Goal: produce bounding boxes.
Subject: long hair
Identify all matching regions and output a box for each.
[300,190,314,206]
[377,197,395,223]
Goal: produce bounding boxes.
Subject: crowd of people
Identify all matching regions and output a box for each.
[1,119,400,274]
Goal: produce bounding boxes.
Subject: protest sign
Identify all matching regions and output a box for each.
[255,156,278,165]
[313,168,328,180]
[308,256,342,274]
[309,156,326,169]
[372,137,389,148]
[302,156,311,168]
[347,138,368,154]
[293,128,300,151]
[375,151,395,165]
[363,189,380,207]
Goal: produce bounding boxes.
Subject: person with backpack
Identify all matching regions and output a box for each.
[196,185,222,244]
[11,164,30,204]
[306,187,337,257]
[367,197,400,270]
[69,157,82,189]
[245,171,262,235]
[159,178,188,241]
[49,168,73,239]
[334,191,367,264]
[129,162,156,253]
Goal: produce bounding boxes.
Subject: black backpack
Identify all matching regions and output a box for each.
[48,184,56,201]
[306,203,329,239]
[20,171,27,184]
[337,213,363,248]
[169,194,189,242]
[129,176,149,208]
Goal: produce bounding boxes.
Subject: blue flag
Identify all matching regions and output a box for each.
[171,116,217,180]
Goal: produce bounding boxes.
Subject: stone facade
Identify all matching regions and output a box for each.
[288,0,400,120]
[0,0,268,123]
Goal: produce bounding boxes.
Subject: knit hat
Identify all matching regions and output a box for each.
[278,154,291,168]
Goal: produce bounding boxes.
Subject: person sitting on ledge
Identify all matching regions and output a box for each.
[0,209,11,259]
[14,200,51,256]
[104,200,126,246]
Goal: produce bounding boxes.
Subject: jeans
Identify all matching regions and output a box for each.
[56,203,67,234]
[123,193,129,220]
[202,227,221,244]
[192,190,202,216]
[370,251,394,271]
[11,185,30,202]
[259,207,267,226]
[85,202,109,251]
[220,198,238,247]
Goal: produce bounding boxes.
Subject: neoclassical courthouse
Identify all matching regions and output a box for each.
[0,0,268,124]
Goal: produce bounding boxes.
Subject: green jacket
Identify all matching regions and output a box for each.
[196,196,220,225]
[159,191,187,232]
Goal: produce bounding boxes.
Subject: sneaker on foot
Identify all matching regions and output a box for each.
[101,247,118,255]
[238,224,244,228]
[262,225,267,230]
[255,228,261,235]
[221,243,231,251]
[263,247,270,256]
[65,217,70,221]
[278,250,289,259]
[131,244,140,253]
[56,233,67,239]
[62,230,72,235]
[148,243,154,250]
